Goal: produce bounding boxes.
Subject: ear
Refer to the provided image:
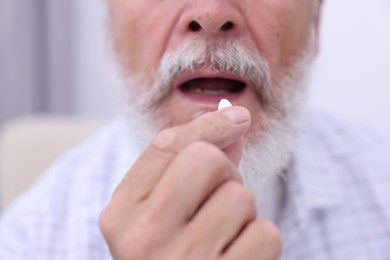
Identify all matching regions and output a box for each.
[313,0,324,56]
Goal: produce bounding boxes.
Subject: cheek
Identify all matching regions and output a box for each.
[111,1,158,74]
[111,1,179,80]
[278,4,312,63]
[246,1,312,82]
[110,3,140,72]
[243,2,290,71]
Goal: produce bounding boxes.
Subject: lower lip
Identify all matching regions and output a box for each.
[174,87,250,104]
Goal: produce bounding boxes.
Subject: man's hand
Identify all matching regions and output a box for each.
[100,106,282,259]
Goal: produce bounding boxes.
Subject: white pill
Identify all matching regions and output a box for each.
[218,98,232,110]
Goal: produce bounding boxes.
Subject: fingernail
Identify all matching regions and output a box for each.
[222,106,250,124]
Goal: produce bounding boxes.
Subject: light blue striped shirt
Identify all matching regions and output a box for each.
[1,111,390,259]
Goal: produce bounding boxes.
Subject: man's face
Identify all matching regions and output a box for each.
[108,0,320,134]
[108,0,321,182]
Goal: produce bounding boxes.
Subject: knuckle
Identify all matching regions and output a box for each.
[244,221,282,259]
[99,202,122,240]
[176,237,198,259]
[174,230,218,260]
[229,183,256,211]
[100,202,159,259]
[150,128,180,155]
[146,193,172,221]
[116,214,156,259]
[187,141,232,179]
[266,222,282,246]
[257,220,283,251]
[115,234,147,259]
[99,207,112,237]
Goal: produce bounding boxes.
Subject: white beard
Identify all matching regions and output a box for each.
[120,31,316,186]
[238,53,313,186]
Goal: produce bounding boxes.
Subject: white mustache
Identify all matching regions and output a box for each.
[147,40,273,107]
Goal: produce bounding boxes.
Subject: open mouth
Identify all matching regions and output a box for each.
[177,77,248,102]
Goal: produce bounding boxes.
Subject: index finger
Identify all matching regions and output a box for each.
[114,105,251,204]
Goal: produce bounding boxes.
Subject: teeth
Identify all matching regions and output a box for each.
[187,86,203,93]
[203,89,228,95]
[186,86,229,95]
[181,78,246,95]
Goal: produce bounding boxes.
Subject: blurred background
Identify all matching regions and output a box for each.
[0,0,389,210]
[0,0,390,133]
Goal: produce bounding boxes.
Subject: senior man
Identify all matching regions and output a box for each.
[1,0,390,259]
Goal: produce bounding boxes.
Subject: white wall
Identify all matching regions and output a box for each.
[310,0,390,135]
[71,0,123,118]
[71,0,390,135]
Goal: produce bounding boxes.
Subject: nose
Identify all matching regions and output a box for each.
[180,1,243,35]
[188,20,234,32]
